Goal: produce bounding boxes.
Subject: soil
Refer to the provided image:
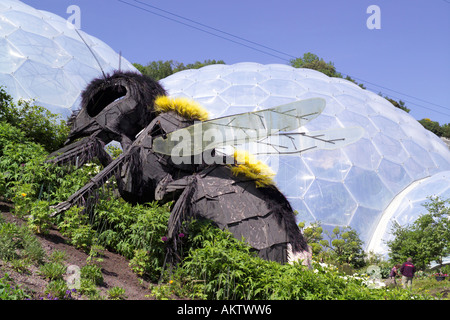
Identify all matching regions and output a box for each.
[0,202,154,300]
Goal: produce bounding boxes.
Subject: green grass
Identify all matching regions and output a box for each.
[412,277,450,299]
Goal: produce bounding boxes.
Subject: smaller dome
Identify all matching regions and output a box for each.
[0,0,137,118]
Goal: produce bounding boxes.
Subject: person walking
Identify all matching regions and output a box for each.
[389,263,401,286]
[400,257,416,290]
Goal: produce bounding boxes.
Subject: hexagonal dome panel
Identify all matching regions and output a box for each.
[0,0,137,118]
[160,62,450,255]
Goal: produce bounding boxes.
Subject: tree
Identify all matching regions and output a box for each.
[133,60,176,81]
[321,226,366,269]
[298,221,325,256]
[381,95,410,113]
[418,118,443,137]
[289,52,340,78]
[299,221,366,269]
[387,196,450,270]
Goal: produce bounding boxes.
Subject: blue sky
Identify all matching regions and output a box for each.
[22,0,450,124]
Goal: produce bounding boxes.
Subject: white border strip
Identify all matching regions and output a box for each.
[366,176,431,254]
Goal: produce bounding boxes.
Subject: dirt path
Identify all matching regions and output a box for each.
[0,205,153,300]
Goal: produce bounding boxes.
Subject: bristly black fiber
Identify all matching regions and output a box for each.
[68,71,166,128]
[262,185,309,253]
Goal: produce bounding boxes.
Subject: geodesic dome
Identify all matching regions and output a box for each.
[0,0,137,118]
[160,62,450,256]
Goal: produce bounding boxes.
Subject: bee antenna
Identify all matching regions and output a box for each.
[75,28,107,80]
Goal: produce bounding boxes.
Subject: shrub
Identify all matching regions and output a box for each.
[39,262,67,281]
[0,220,45,263]
[44,279,69,300]
[0,85,69,153]
[170,220,431,300]
[28,200,53,234]
[129,249,150,277]
[94,199,171,281]
[0,273,30,300]
[107,286,127,300]
[0,222,21,261]
[80,264,103,286]
[57,206,96,251]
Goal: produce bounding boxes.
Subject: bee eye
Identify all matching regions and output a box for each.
[87,84,127,117]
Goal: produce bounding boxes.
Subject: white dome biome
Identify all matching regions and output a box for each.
[0,0,137,118]
[160,62,450,256]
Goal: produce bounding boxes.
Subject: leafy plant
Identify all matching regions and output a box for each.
[0,220,45,263]
[107,286,127,300]
[48,250,67,264]
[78,278,100,299]
[388,196,450,270]
[80,264,103,286]
[148,283,173,300]
[28,200,52,234]
[10,257,32,274]
[0,222,20,261]
[39,262,67,281]
[0,273,30,300]
[57,206,96,251]
[44,279,69,300]
[0,85,69,153]
[129,249,150,277]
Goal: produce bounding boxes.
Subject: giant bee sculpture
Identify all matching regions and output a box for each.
[48,71,363,265]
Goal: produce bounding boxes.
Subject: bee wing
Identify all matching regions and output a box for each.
[152,98,326,156]
[248,126,365,155]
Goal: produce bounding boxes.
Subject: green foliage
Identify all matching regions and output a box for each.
[418,118,445,137]
[382,95,410,113]
[81,265,103,284]
[0,86,69,153]
[78,278,100,299]
[299,221,366,269]
[107,286,127,300]
[48,250,67,264]
[170,220,427,300]
[322,226,366,269]
[0,121,27,155]
[28,200,52,234]
[0,222,21,261]
[0,140,46,200]
[105,144,123,159]
[0,219,45,263]
[148,283,174,300]
[93,198,171,281]
[39,262,67,281]
[0,273,30,300]
[290,52,341,78]
[129,249,150,276]
[387,196,450,270]
[298,221,324,256]
[44,279,69,300]
[80,264,103,286]
[57,206,96,251]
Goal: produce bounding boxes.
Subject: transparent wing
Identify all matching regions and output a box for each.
[152,98,326,156]
[246,127,365,155]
